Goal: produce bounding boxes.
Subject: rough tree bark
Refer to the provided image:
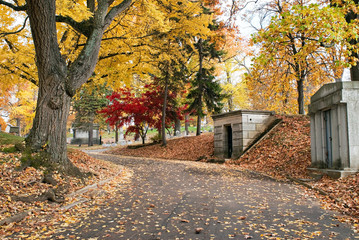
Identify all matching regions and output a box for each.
[24,0,74,171]
[196,39,204,136]
[88,115,94,147]
[184,114,189,136]
[18,0,133,173]
[297,78,304,115]
[161,74,169,146]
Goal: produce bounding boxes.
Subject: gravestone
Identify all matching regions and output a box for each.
[118,127,126,145]
[9,126,20,136]
[71,124,100,145]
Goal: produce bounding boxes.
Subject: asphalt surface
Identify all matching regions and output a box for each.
[50,153,357,239]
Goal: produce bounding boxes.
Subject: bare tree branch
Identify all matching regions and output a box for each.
[104,0,133,30]
[0,64,37,86]
[0,16,29,37]
[56,15,93,38]
[0,0,27,11]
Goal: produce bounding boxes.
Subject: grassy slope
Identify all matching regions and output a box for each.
[0,132,24,145]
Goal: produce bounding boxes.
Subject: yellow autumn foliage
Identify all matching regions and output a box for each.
[0,116,6,131]
[56,0,93,22]
[247,1,352,114]
[0,0,215,134]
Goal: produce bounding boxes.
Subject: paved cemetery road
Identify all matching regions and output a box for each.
[51,153,356,239]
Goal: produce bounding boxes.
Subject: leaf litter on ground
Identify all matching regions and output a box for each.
[0,147,132,239]
[107,133,214,161]
[108,115,359,231]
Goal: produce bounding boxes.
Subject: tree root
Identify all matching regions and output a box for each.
[11,188,64,203]
[42,174,57,186]
[0,211,31,226]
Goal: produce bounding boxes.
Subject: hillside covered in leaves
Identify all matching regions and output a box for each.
[109,115,312,179]
[107,133,214,161]
[233,115,311,180]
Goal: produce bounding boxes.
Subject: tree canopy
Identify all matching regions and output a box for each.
[0,0,225,172]
[2,0,359,172]
[246,0,359,114]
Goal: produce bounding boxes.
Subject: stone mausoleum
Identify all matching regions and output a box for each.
[309,82,359,178]
[71,124,100,145]
[212,110,276,159]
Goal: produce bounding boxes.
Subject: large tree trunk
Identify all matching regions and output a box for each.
[297,79,304,115]
[26,81,73,171]
[24,0,107,173]
[174,117,181,136]
[22,0,132,173]
[161,75,169,146]
[25,0,73,171]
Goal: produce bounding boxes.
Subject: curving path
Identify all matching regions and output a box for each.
[50,153,356,239]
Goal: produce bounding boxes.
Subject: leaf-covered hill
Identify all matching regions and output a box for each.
[107,133,214,161]
[232,115,311,180]
[109,115,312,180]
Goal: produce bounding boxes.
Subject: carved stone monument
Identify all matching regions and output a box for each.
[71,124,100,145]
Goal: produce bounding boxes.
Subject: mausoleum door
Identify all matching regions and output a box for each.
[226,125,233,158]
[324,110,333,168]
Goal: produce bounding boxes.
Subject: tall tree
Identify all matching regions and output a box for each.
[330,0,359,81]
[187,35,225,135]
[72,83,109,146]
[100,83,185,145]
[141,0,212,145]
[185,1,229,135]
[0,0,211,173]
[0,0,135,173]
[247,0,352,114]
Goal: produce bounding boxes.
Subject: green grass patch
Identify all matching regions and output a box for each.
[0,132,24,145]
[19,150,54,172]
[1,146,18,153]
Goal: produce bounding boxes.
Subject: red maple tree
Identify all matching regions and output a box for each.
[99,83,185,144]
